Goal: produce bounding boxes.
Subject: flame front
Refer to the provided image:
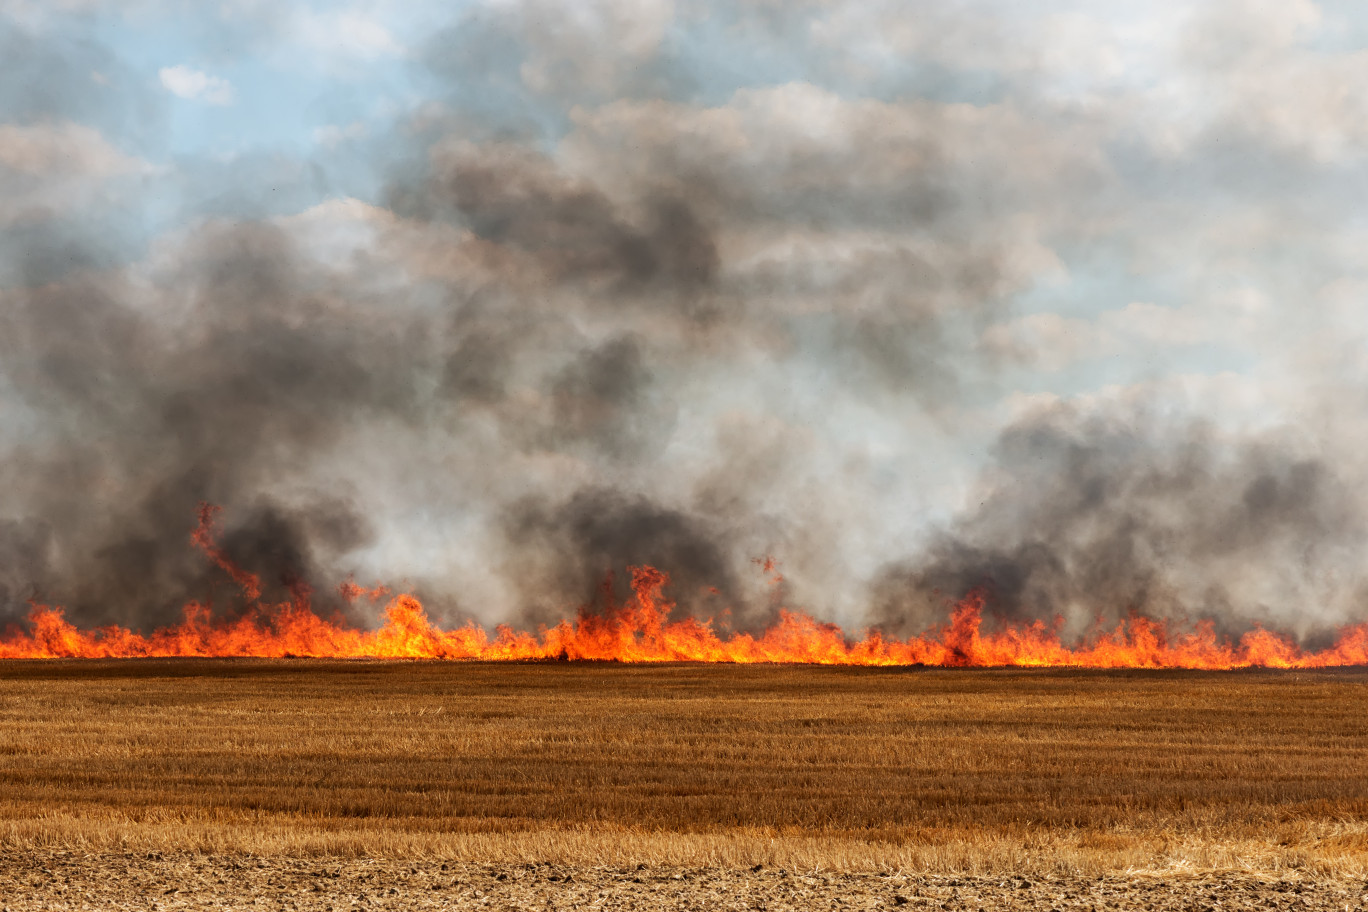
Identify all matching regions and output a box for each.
[3,508,1368,667]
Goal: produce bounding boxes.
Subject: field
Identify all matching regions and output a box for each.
[2,661,1368,908]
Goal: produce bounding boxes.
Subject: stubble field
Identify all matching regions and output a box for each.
[1,661,1367,908]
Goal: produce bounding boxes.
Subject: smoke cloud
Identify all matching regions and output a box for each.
[1,1,1367,642]
[873,400,1368,642]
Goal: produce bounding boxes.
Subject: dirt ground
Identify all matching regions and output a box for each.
[0,852,1364,911]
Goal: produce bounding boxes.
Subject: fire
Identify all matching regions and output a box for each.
[2,507,1367,667]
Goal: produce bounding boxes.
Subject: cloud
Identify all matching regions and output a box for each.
[0,121,144,177]
[158,65,235,105]
[312,122,368,149]
[420,0,679,108]
[0,121,150,225]
[332,13,405,58]
[511,0,674,97]
[980,304,1226,372]
[980,312,1114,372]
[0,0,111,30]
[296,10,406,61]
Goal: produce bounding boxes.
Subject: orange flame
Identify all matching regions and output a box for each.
[190,503,261,602]
[3,508,1368,667]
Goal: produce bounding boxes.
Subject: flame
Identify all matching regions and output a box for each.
[3,507,1368,667]
[189,503,262,602]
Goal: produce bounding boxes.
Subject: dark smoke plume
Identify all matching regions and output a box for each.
[872,403,1367,641]
[1,2,1363,643]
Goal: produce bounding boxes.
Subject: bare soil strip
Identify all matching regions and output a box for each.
[1,853,1365,911]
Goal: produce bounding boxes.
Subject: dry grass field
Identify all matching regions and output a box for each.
[1,660,1367,881]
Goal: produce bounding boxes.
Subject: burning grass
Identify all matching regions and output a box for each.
[2,661,1367,875]
[9,508,1368,668]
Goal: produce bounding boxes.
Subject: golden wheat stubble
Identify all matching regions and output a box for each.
[0,661,1366,873]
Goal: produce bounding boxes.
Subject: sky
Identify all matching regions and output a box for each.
[3,0,1368,641]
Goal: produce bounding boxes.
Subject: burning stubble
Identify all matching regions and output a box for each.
[5,505,1368,667]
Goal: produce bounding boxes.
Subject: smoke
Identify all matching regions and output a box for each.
[0,222,420,626]
[503,488,738,626]
[408,142,719,293]
[0,1,1366,642]
[872,401,1368,641]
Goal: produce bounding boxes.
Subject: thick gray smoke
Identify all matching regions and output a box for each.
[0,224,406,626]
[872,402,1368,642]
[2,1,1367,641]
